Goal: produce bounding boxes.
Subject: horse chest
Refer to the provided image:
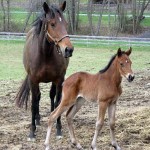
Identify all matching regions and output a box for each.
[35,63,66,83]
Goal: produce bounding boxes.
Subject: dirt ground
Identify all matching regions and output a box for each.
[0,69,150,150]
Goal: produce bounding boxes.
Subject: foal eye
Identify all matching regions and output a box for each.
[120,63,124,67]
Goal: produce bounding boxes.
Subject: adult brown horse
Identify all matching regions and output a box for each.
[15,1,74,141]
[44,48,135,150]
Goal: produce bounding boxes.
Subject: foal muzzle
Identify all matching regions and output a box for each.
[127,74,135,82]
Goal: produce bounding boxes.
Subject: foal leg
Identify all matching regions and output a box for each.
[66,97,85,150]
[91,102,108,150]
[45,102,72,150]
[108,102,121,150]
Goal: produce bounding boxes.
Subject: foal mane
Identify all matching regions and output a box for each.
[32,4,63,35]
[99,50,125,74]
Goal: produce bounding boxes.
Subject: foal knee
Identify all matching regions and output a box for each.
[96,120,104,130]
[48,113,56,125]
[109,121,115,130]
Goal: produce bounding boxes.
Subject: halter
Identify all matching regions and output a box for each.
[46,31,69,45]
[44,22,69,45]
[44,21,70,55]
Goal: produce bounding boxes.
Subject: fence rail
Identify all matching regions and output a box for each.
[0,32,150,47]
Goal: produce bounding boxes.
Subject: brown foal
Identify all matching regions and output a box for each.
[44,48,134,150]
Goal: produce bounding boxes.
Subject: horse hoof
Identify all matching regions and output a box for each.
[36,120,41,126]
[56,135,63,139]
[27,137,36,142]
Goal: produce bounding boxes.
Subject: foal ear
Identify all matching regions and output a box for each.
[126,47,132,56]
[117,48,122,57]
[60,1,66,12]
[43,2,50,14]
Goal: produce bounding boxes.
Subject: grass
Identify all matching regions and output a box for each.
[0,40,150,80]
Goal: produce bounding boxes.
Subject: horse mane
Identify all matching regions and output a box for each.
[32,4,63,35]
[99,51,125,74]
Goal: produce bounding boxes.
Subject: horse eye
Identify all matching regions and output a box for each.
[51,23,55,28]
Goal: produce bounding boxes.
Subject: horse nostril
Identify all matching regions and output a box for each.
[132,75,135,80]
[65,47,74,57]
[66,47,73,53]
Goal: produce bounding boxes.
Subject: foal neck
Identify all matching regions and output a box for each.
[102,56,122,87]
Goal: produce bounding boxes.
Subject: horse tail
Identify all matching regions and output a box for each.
[15,75,30,110]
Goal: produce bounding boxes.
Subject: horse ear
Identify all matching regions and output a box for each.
[43,2,50,14]
[117,48,122,57]
[126,47,132,56]
[60,1,66,12]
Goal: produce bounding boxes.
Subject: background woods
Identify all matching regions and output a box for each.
[0,0,150,36]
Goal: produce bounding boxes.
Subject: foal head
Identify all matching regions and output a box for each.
[43,1,73,58]
[117,47,134,82]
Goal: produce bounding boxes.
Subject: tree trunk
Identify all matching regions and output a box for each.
[6,0,10,31]
[1,0,6,31]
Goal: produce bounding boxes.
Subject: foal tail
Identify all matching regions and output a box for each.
[15,75,30,110]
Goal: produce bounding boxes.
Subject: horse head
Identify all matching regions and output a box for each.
[43,1,74,58]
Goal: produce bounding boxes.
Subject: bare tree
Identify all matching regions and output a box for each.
[0,0,11,31]
[65,0,80,34]
[1,0,6,31]
[87,0,106,35]
[132,0,150,34]
[116,0,150,34]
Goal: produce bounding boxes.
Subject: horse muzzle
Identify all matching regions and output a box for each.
[127,74,135,82]
[65,47,74,58]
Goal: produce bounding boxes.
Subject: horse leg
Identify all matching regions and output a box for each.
[91,101,108,150]
[45,101,71,150]
[49,82,56,112]
[108,102,121,150]
[55,80,64,138]
[35,90,41,125]
[66,97,85,150]
[28,82,40,141]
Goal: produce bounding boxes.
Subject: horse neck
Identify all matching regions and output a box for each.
[38,22,55,56]
[103,57,122,87]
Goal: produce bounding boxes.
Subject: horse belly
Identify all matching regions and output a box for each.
[36,66,65,83]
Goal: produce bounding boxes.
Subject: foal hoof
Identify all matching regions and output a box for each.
[91,147,97,150]
[71,142,83,150]
[45,146,50,150]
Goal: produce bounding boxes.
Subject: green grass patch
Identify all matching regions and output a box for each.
[141,17,150,27]
[0,40,150,81]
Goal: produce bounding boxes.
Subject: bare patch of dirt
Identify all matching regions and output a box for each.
[0,69,150,150]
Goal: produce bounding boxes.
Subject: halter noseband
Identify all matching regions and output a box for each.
[46,31,69,45]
